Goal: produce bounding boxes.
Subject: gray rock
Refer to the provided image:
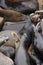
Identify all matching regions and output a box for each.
[0,52,14,65]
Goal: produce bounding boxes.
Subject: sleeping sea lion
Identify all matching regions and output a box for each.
[0,9,27,22]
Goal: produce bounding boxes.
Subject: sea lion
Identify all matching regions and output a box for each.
[15,33,36,65]
[0,9,27,22]
[0,30,19,49]
[33,20,43,62]
[19,17,33,35]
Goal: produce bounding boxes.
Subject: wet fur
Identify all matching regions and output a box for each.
[0,9,27,22]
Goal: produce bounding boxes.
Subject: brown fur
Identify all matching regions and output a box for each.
[0,9,27,22]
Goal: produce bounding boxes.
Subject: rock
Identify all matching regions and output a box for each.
[0,46,15,60]
[0,9,27,22]
[0,31,19,49]
[0,52,14,65]
[0,17,4,31]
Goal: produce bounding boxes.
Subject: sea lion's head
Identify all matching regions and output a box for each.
[30,13,40,25]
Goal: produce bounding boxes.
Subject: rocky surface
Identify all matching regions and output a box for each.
[0,52,14,65]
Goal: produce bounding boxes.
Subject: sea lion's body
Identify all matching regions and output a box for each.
[33,21,43,62]
[15,18,34,65]
[0,9,27,22]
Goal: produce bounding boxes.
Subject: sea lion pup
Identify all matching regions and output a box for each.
[33,20,43,62]
[0,30,19,49]
[0,9,27,22]
[15,33,36,65]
